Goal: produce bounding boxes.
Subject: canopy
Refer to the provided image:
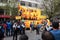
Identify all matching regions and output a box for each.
[0,15,10,18]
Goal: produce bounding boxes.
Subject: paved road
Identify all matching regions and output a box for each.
[4,30,42,40]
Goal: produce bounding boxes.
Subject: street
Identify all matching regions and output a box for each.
[4,30,42,40]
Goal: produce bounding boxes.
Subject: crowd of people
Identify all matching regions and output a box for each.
[0,20,26,37]
[0,18,60,40]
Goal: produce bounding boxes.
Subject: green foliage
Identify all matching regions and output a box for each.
[43,0,60,19]
[54,0,60,12]
[5,0,18,16]
[12,8,18,16]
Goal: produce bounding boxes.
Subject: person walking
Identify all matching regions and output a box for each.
[3,21,7,36]
[6,20,12,36]
[21,22,25,34]
[36,23,40,34]
[13,21,18,40]
[30,22,34,32]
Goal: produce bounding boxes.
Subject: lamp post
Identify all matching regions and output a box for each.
[9,0,12,16]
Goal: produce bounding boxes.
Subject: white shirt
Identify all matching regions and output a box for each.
[13,23,17,28]
[22,24,25,28]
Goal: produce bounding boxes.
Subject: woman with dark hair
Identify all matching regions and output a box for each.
[42,31,54,40]
[19,34,28,40]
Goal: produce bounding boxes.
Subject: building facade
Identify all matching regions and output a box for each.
[0,0,18,15]
[19,0,44,9]
[0,0,18,21]
[0,0,44,15]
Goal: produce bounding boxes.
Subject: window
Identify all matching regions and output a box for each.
[32,3,37,8]
[0,9,4,15]
[0,0,7,3]
[28,2,32,7]
[35,4,37,8]
[20,1,25,6]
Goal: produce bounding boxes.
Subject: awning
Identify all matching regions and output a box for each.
[0,15,10,18]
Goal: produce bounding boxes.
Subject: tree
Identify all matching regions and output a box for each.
[5,0,18,16]
[43,0,60,19]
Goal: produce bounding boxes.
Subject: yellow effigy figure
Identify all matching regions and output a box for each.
[24,20,31,28]
[25,10,30,19]
[30,12,34,19]
[18,4,23,12]
[21,8,27,18]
